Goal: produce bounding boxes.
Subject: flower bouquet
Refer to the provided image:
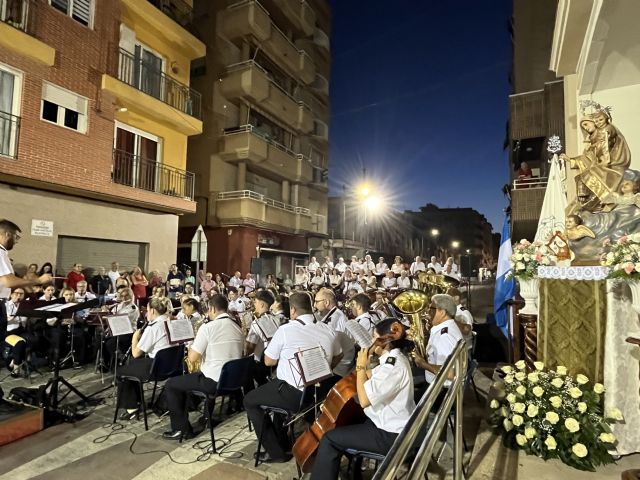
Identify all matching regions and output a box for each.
[489,361,623,471]
[506,239,552,279]
[601,233,640,279]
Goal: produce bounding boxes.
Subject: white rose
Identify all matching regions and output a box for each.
[565,417,580,433]
[593,383,605,394]
[499,406,509,417]
[524,427,536,439]
[551,377,564,388]
[515,253,524,261]
[490,399,500,409]
[501,366,513,374]
[541,257,551,265]
[516,385,526,396]
[527,404,539,417]
[515,360,526,370]
[572,443,588,458]
[512,414,524,426]
[545,411,559,424]
[576,374,589,385]
[516,433,527,446]
[606,408,624,421]
[532,386,544,398]
[550,396,562,408]
[504,375,514,384]
[528,372,539,383]
[569,387,583,399]
[598,432,616,443]
[545,436,557,450]
[523,254,531,262]
[606,252,615,263]
[516,262,526,271]
[506,393,517,404]
[503,418,513,432]
[513,403,525,414]
[577,402,587,413]
[556,366,568,375]
[515,372,526,381]
[533,361,544,371]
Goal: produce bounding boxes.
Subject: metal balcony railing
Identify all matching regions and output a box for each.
[0,111,20,159]
[0,0,29,32]
[116,48,202,119]
[223,124,298,157]
[112,148,195,200]
[147,0,192,27]
[217,189,311,215]
[512,176,548,190]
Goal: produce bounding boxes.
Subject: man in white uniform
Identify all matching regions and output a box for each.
[409,256,426,276]
[315,288,357,377]
[427,256,443,273]
[334,257,347,274]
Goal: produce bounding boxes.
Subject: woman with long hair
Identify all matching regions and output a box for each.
[131,266,149,302]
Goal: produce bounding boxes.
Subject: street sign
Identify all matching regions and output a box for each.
[190,225,208,262]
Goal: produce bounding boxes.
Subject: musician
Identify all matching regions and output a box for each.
[236,285,251,310]
[409,256,426,276]
[310,318,416,480]
[334,257,347,275]
[350,293,377,334]
[3,287,30,376]
[246,290,278,390]
[371,290,388,312]
[227,288,246,315]
[390,256,404,276]
[163,294,243,439]
[397,270,411,289]
[116,297,171,420]
[181,282,200,302]
[103,287,139,370]
[244,292,342,463]
[381,271,397,289]
[176,297,203,330]
[427,256,443,273]
[363,270,377,289]
[315,288,356,377]
[341,270,361,295]
[74,280,96,303]
[446,287,474,350]
[308,256,321,272]
[270,294,289,325]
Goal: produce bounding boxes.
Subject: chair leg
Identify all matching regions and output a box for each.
[113,381,122,424]
[150,380,158,407]
[206,399,216,453]
[219,395,225,417]
[139,382,149,431]
[247,412,253,432]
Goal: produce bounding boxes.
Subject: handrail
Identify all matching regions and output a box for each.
[512,176,548,190]
[0,0,29,32]
[223,124,298,157]
[217,189,311,215]
[373,340,468,480]
[0,110,21,159]
[147,0,193,27]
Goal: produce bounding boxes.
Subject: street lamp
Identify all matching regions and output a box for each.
[431,228,440,259]
[451,240,460,249]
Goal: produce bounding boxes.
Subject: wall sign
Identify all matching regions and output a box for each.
[31,219,54,237]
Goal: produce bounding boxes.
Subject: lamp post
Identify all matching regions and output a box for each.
[465,248,472,310]
[431,228,439,259]
[451,240,460,271]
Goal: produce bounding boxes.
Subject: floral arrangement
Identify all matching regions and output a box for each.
[601,233,640,280]
[507,239,552,279]
[489,361,623,471]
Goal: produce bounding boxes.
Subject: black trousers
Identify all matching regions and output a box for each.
[243,359,271,394]
[243,379,302,458]
[3,326,35,365]
[311,418,397,480]
[116,357,153,409]
[165,372,217,433]
[103,333,132,369]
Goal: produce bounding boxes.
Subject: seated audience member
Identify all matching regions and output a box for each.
[382,270,397,289]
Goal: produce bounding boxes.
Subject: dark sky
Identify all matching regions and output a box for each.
[328,0,512,232]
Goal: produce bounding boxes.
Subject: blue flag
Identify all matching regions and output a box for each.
[494,214,516,338]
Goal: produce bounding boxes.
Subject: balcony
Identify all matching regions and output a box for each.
[511,178,547,241]
[215,189,314,233]
[0,0,55,65]
[296,87,329,123]
[221,1,315,84]
[102,49,203,135]
[312,213,327,235]
[112,148,195,200]
[221,125,313,183]
[296,27,330,76]
[0,111,20,159]
[120,0,204,60]
[262,0,316,37]
[221,61,313,133]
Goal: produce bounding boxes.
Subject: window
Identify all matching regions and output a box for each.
[0,65,22,158]
[41,82,88,133]
[50,0,93,27]
[113,123,161,192]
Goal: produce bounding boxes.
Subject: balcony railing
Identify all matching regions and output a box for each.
[217,189,310,215]
[0,111,20,159]
[116,48,202,119]
[112,148,195,200]
[224,124,298,157]
[147,0,192,27]
[1,0,29,32]
[512,176,548,190]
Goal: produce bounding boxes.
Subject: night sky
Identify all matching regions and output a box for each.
[328,0,513,231]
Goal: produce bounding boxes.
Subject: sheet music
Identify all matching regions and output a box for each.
[345,321,374,348]
[35,302,77,312]
[166,318,195,343]
[296,346,332,384]
[107,315,134,336]
[256,315,279,341]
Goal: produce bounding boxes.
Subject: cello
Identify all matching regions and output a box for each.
[292,321,405,473]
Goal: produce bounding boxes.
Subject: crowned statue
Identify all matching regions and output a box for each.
[559,100,640,261]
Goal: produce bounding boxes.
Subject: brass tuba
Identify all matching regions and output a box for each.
[185,316,205,373]
[392,289,430,359]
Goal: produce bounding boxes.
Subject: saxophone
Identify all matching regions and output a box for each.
[185,315,206,374]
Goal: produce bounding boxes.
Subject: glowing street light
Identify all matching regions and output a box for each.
[451,240,460,249]
[430,228,439,237]
[364,194,382,211]
[465,249,471,254]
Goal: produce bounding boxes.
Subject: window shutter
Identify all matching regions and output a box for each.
[42,82,87,115]
[71,0,91,26]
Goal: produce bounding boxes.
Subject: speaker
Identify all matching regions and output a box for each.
[250,257,263,275]
[460,255,478,278]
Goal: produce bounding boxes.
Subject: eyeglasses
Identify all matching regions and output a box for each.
[314,298,326,304]
[428,305,437,311]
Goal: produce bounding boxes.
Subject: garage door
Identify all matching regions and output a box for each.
[57,236,147,276]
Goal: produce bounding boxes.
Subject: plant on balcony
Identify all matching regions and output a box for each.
[489,361,623,471]
[600,233,640,280]
[506,239,551,279]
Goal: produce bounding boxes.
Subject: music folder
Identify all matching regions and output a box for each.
[164,318,195,345]
[106,314,134,336]
[16,298,100,319]
[288,346,333,388]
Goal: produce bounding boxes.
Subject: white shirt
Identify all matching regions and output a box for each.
[228,276,242,288]
[382,277,397,289]
[355,312,377,335]
[308,261,320,272]
[409,262,426,275]
[6,300,26,331]
[246,312,280,360]
[343,280,363,294]
[137,315,171,358]
[191,313,244,382]
[320,306,348,333]
[0,245,13,299]
[427,262,443,273]
[311,274,326,287]
[397,277,411,289]
[113,301,140,327]
[107,270,121,290]
[364,348,416,433]
[350,261,364,274]
[320,307,354,377]
[390,263,404,274]
[335,262,347,274]
[455,304,474,349]
[321,261,334,271]
[74,291,96,302]
[264,313,341,390]
[424,319,463,387]
[228,298,246,314]
[374,263,388,275]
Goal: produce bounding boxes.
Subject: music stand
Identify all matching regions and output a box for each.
[17,298,100,411]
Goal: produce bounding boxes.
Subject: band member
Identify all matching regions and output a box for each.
[310,318,416,480]
[342,270,362,295]
[176,297,203,332]
[227,288,245,315]
[397,270,411,289]
[270,294,289,325]
[427,256,443,273]
[3,287,30,376]
[381,270,397,289]
[116,297,171,420]
[162,295,243,439]
[446,287,474,350]
[390,256,404,276]
[350,293,377,334]
[103,287,139,370]
[409,256,426,276]
[244,292,342,463]
[246,290,279,389]
[74,280,96,303]
[374,257,388,280]
[315,288,357,377]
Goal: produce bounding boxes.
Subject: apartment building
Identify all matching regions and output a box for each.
[0,0,204,276]
[179,0,331,278]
